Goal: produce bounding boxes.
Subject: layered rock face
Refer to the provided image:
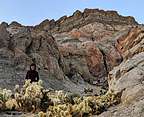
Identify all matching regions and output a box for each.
[51,9,137,84]
[35,8,137,33]
[97,26,144,117]
[0,8,144,116]
[0,22,65,90]
[0,8,140,93]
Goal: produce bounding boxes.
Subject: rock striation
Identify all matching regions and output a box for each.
[0,8,140,93]
[0,8,144,117]
[97,26,144,117]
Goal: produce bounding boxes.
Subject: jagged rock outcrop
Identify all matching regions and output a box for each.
[35,8,137,33]
[0,8,144,117]
[52,9,137,84]
[0,22,66,90]
[0,8,140,93]
[0,16,105,94]
[97,26,144,117]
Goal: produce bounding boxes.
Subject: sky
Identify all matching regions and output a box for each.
[0,0,143,25]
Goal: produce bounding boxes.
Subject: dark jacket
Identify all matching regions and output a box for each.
[25,70,39,83]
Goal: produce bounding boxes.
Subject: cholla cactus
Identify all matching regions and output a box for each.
[20,80,44,112]
[73,99,92,114]
[47,104,72,117]
[73,97,82,104]
[38,80,43,86]
[24,81,43,99]
[0,79,121,116]
[38,111,46,117]
[48,90,68,105]
[0,88,12,102]
[14,85,20,93]
[55,90,66,100]
[5,98,19,110]
[23,80,31,89]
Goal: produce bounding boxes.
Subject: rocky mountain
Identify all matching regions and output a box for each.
[97,26,144,117]
[0,8,144,116]
[0,9,138,88]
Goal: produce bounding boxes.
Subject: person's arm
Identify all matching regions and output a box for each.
[36,72,39,81]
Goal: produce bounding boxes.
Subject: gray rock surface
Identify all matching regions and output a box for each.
[97,27,144,117]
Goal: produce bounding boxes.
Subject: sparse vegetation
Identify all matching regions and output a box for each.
[0,80,121,116]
